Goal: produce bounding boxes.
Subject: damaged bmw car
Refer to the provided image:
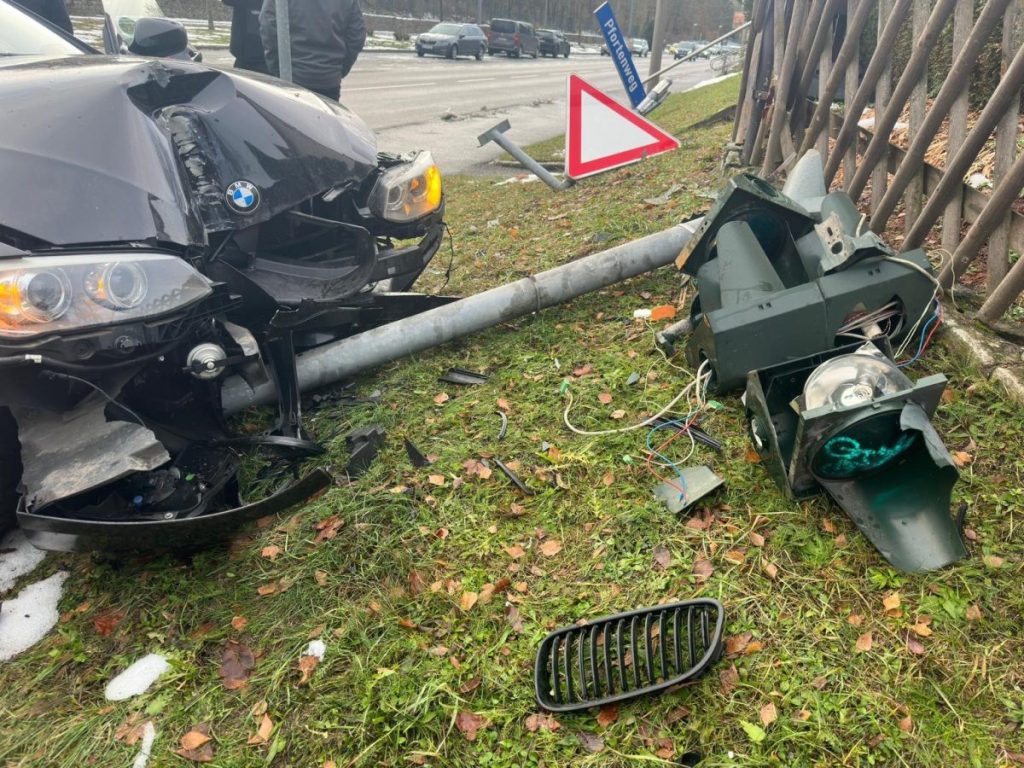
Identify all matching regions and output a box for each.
[0,1,448,552]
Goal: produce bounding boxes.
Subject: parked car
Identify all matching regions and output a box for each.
[630,38,649,57]
[486,18,538,58]
[415,22,487,60]
[671,40,702,59]
[537,28,570,58]
[0,0,447,553]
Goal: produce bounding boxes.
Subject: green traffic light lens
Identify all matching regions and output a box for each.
[811,412,918,479]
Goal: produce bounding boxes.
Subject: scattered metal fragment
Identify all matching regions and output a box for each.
[438,367,489,386]
[653,467,725,514]
[494,458,532,495]
[534,599,725,712]
[625,371,642,386]
[345,425,386,478]
[404,438,430,468]
[496,411,508,440]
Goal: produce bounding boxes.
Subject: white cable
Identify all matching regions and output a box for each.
[563,359,711,437]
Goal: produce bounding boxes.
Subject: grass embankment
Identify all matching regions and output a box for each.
[3,75,1024,768]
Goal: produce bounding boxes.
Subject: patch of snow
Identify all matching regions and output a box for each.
[968,173,992,190]
[496,174,540,186]
[683,72,738,92]
[0,571,69,661]
[105,654,171,701]
[131,721,157,768]
[305,639,327,660]
[0,529,47,595]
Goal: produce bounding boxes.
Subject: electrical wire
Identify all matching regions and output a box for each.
[562,359,711,437]
[41,370,147,428]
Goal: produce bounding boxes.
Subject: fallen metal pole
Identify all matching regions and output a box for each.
[478,120,574,191]
[642,22,751,86]
[221,219,703,413]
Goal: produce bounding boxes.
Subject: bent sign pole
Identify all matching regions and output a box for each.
[565,75,679,179]
[594,1,646,107]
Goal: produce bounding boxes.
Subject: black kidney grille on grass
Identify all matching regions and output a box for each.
[534,599,725,712]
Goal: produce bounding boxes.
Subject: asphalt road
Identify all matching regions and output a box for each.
[201,49,717,174]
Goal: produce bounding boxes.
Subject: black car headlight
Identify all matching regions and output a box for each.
[367,151,443,224]
[0,253,212,339]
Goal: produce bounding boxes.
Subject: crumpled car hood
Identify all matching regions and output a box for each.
[0,55,378,247]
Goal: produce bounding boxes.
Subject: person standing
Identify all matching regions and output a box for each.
[260,0,366,101]
[13,0,73,34]
[223,0,267,73]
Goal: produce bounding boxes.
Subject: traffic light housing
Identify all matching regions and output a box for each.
[744,342,967,572]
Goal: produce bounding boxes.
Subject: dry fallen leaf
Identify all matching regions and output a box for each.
[577,731,605,753]
[847,613,864,627]
[983,554,1004,569]
[905,633,926,655]
[246,714,274,745]
[524,713,561,732]
[898,714,913,733]
[428,474,446,487]
[855,632,873,653]
[313,515,345,543]
[176,724,214,763]
[650,304,676,321]
[763,562,778,580]
[601,472,615,486]
[460,591,479,612]
[478,583,496,604]
[219,641,256,690]
[596,704,619,728]
[951,450,973,468]
[610,409,626,420]
[744,448,762,463]
[759,702,778,727]
[455,711,487,741]
[93,608,126,637]
[257,582,280,597]
[314,570,329,587]
[260,545,281,561]
[693,558,714,582]
[749,531,765,547]
[539,540,563,557]
[497,398,511,412]
[724,632,752,657]
[909,622,933,637]
[965,603,982,621]
[719,664,739,696]
[882,593,901,612]
[723,548,746,564]
[408,570,426,596]
[598,392,613,404]
[504,544,526,559]
[297,654,320,685]
[231,615,248,632]
[652,544,672,570]
[433,392,450,405]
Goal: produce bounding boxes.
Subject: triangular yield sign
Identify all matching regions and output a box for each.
[565,74,680,180]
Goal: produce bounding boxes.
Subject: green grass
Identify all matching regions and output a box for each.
[4,76,1024,768]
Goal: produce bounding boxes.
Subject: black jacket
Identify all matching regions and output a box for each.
[222,0,266,71]
[260,0,366,91]
[13,0,72,34]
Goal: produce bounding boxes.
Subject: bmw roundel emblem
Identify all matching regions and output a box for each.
[225,180,260,213]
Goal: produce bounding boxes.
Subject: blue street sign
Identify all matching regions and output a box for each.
[594,1,646,108]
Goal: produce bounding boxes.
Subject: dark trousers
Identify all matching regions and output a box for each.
[235,57,269,74]
[308,83,341,101]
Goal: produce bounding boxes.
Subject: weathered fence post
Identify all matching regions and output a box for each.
[940,0,976,254]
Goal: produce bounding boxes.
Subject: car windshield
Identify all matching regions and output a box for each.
[539,30,554,38]
[0,1,88,55]
[491,19,515,33]
[429,23,461,35]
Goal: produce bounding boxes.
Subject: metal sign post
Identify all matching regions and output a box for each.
[593,1,646,108]
[275,0,292,82]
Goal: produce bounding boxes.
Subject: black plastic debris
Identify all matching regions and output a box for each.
[494,457,532,495]
[535,599,724,712]
[404,438,430,468]
[653,466,724,514]
[345,425,386,478]
[439,367,489,386]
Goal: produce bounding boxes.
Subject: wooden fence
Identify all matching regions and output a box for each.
[731,0,1024,327]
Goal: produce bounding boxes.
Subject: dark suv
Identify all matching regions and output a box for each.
[486,18,538,58]
[538,29,570,58]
